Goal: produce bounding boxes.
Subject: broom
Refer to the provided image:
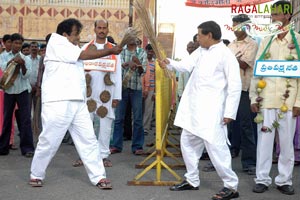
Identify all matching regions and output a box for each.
[133,0,172,78]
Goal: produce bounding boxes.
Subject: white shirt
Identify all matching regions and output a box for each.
[167,42,241,145]
[42,33,85,103]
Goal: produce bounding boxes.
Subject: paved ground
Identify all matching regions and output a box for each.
[0,127,299,200]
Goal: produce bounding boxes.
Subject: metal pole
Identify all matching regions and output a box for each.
[129,0,133,27]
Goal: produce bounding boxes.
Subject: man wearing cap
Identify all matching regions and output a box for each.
[227,14,258,175]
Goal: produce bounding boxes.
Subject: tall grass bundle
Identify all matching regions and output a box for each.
[133,0,172,78]
[119,27,141,48]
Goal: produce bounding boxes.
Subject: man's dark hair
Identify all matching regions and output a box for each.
[193,34,198,43]
[11,33,24,42]
[40,44,47,49]
[107,36,116,44]
[30,41,38,46]
[145,44,153,51]
[2,34,11,42]
[197,21,221,40]
[94,19,108,28]
[22,42,30,50]
[272,0,293,20]
[45,33,51,44]
[222,39,230,46]
[232,14,250,23]
[56,18,83,36]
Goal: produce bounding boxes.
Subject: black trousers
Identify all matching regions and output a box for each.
[228,91,257,169]
[0,90,34,155]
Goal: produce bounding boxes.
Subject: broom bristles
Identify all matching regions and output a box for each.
[133,0,172,78]
[119,27,142,48]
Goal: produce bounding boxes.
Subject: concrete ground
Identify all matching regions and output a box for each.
[0,127,299,200]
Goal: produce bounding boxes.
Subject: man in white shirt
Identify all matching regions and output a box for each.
[29,18,122,189]
[159,21,241,200]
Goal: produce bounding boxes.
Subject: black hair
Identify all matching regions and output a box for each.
[30,41,39,46]
[272,0,293,16]
[197,21,221,40]
[232,14,250,23]
[2,34,11,42]
[45,33,51,43]
[22,42,30,50]
[145,44,153,51]
[56,18,83,36]
[193,34,198,43]
[94,19,109,28]
[11,33,24,42]
[107,36,116,44]
[222,39,230,46]
[40,44,47,49]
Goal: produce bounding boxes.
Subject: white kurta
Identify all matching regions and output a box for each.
[82,40,122,119]
[81,40,122,158]
[168,42,241,145]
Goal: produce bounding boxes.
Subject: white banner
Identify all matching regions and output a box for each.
[254,60,300,77]
[83,59,116,72]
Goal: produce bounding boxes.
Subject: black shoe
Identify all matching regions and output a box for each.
[243,166,256,175]
[253,183,268,193]
[0,151,9,156]
[277,185,295,195]
[169,180,199,191]
[24,152,34,158]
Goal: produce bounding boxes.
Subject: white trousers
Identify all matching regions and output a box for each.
[255,109,295,186]
[181,129,239,190]
[30,101,106,185]
[91,113,113,159]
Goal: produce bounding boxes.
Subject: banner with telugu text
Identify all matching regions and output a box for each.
[185,0,273,8]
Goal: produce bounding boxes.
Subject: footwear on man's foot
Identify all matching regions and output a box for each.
[211,187,239,200]
[9,144,18,150]
[169,180,199,191]
[243,166,256,175]
[29,179,43,187]
[252,183,268,193]
[24,152,34,158]
[276,185,295,195]
[110,147,121,154]
[133,149,144,156]
[96,178,112,190]
[103,158,112,167]
[72,159,83,167]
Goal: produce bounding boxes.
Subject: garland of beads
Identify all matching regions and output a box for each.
[254,29,300,132]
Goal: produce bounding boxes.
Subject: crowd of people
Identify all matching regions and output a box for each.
[0,0,299,199]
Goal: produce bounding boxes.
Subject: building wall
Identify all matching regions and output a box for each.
[0,0,131,43]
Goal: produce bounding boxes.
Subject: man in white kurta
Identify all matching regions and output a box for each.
[82,20,122,167]
[160,21,241,199]
[29,18,122,189]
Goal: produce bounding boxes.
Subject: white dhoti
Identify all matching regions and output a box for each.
[90,113,113,159]
[181,129,238,190]
[30,101,106,185]
[255,109,295,186]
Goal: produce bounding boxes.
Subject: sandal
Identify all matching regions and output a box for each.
[29,179,43,187]
[212,187,239,200]
[96,178,112,190]
[72,159,83,167]
[133,149,144,156]
[103,158,112,167]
